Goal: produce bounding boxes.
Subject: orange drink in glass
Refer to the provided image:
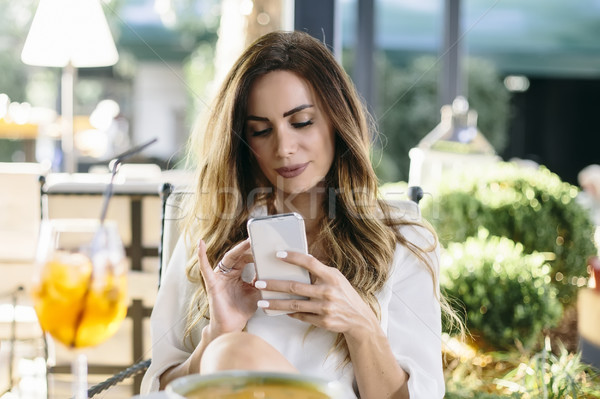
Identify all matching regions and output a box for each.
[33,219,127,398]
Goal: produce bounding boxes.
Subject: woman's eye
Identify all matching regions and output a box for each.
[292,120,313,129]
[251,128,271,137]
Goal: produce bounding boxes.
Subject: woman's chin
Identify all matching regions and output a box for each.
[280,183,323,196]
[271,177,329,196]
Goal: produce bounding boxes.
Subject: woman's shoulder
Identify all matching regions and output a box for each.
[383,199,421,223]
[379,200,437,250]
[396,222,436,250]
[387,222,439,278]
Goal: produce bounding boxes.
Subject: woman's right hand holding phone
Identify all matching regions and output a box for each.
[196,239,260,338]
[160,239,258,386]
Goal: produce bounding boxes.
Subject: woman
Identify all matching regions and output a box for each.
[142,30,451,398]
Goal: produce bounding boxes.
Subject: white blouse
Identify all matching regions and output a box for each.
[141,224,444,398]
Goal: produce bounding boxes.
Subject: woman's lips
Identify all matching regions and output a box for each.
[275,163,309,178]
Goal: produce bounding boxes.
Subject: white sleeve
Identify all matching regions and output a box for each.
[141,236,206,393]
[387,225,445,399]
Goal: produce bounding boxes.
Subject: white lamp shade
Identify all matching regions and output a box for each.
[21,0,119,68]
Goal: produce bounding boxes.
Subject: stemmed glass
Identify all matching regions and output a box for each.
[32,218,128,398]
[32,137,157,398]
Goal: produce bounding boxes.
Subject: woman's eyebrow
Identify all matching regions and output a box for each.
[283,104,313,117]
[246,104,314,121]
[246,115,268,121]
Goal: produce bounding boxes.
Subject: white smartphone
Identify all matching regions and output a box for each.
[247,212,311,316]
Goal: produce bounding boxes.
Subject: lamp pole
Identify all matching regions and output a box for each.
[61,62,76,173]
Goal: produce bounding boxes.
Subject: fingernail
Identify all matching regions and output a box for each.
[257,300,270,308]
[255,280,267,289]
[276,251,287,259]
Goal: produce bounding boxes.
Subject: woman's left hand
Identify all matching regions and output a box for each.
[255,251,378,338]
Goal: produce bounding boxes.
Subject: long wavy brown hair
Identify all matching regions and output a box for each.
[182,30,454,360]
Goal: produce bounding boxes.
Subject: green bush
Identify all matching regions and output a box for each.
[441,230,562,350]
[425,162,597,304]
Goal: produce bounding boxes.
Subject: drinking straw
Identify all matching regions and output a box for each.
[99,137,158,225]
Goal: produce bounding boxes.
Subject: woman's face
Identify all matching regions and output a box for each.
[245,70,335,195]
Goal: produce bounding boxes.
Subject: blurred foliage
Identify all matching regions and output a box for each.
[446,390,520,399]
[378,180,410,202]
[0,1,37,102]
[424,162,597,304]
[495,338,600,398]
[441,229,562,350]
[183,41,217,125]
[163,1,219,132]
[0,140,24,162]
[372,54,511,183]
[444,334,600,398]
[0,51,27,103]
[164,0,220,43]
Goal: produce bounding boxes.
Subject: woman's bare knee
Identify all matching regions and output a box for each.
[200,332,297,374]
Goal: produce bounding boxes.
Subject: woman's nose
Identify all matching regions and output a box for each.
[274,128,297,158]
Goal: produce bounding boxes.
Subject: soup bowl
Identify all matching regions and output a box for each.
[166,371,355,399]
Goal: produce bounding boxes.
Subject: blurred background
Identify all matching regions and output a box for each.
[2,1,600,398]
[1,0,599,185]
